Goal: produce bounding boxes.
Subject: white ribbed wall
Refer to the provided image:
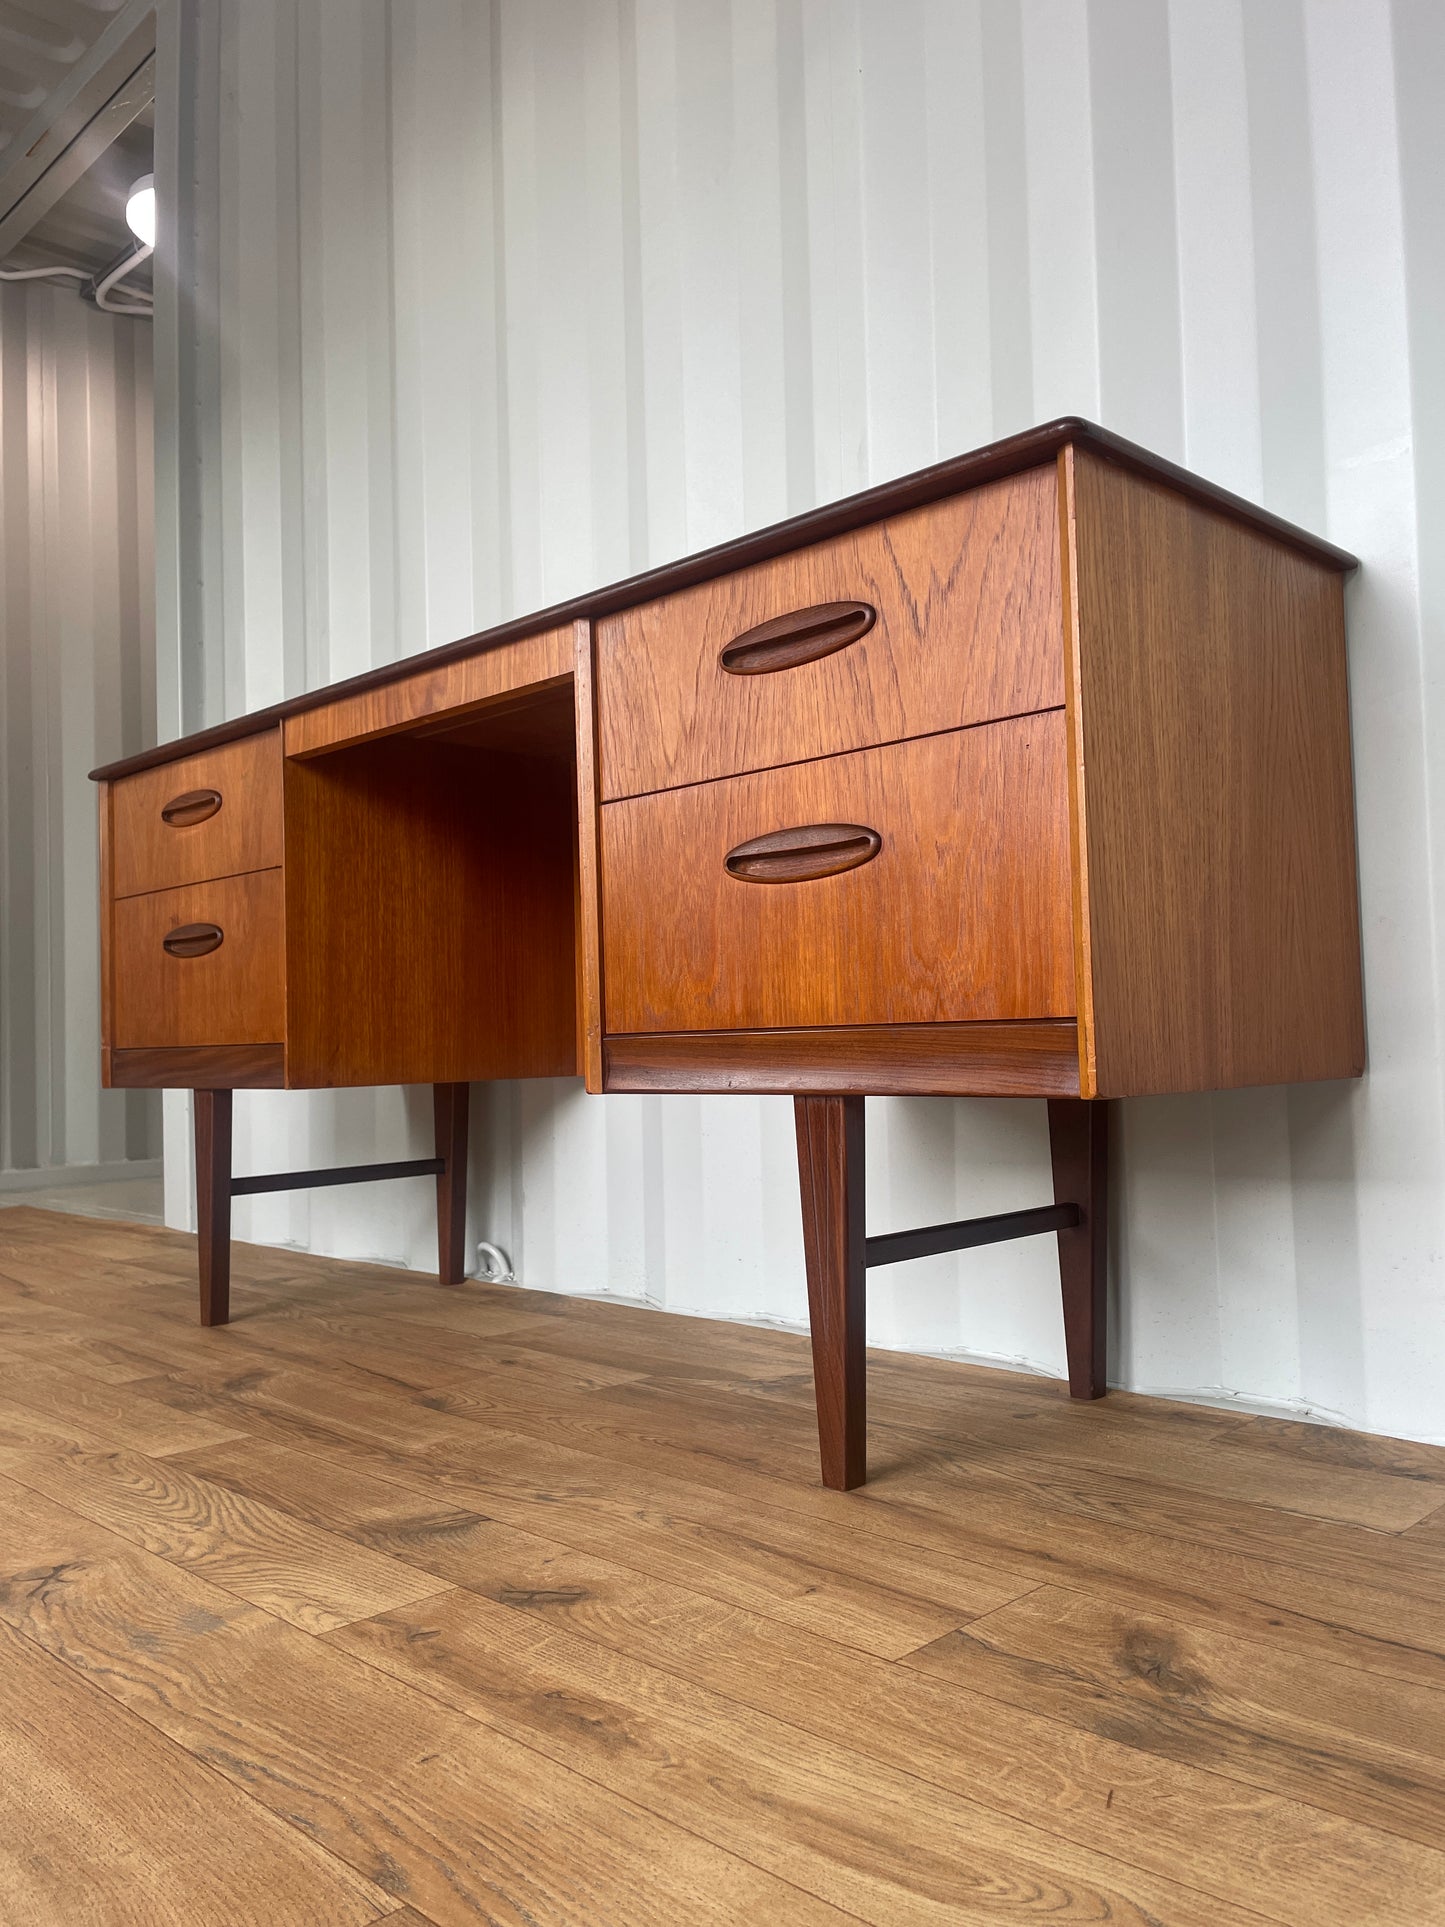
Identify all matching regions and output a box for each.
[0,282,160,1177]
[155,0,1445,1445]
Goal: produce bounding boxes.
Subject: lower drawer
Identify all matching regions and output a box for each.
[112,870,285,1048]
[601,713,1074,1034]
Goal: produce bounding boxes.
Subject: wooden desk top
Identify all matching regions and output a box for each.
[89,416,1357,785]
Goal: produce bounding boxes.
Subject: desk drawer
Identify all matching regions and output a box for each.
[596,466,1063,801]
[601,713,1074,1034]
[112,870,285,1048]
[111,731,283,898]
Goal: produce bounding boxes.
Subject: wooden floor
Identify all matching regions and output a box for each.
[2,1209,1444,1925]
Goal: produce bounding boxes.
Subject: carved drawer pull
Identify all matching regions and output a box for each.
[163,922,225,959]
[724,823,882,884]
[161,787,223,827]
[719,601,876,675]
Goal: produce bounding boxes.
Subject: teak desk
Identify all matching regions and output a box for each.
[91,419,1364,1490]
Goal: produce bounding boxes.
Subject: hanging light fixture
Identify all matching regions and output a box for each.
[125,173,155,247]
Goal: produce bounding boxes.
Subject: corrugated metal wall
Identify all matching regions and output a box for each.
[0,281,160,1177]
[156,0,1445,1444]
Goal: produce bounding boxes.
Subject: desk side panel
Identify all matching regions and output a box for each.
[1069,446,1365,1097]
[98,782,115,1085]
[573,620,606,1093]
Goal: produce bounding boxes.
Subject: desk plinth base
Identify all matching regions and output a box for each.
[794,1093,1110,1491]
[191,1083,470,1326]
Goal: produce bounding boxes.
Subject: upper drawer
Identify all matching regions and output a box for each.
[601,713,1074,1034]
[110,731,283,899]
[596,466,1063,801]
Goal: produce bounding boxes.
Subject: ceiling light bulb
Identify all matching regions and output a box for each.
[125,173,155,247]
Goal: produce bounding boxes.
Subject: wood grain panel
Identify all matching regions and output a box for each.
[112,869,285,1049]
[1066,446,1365,1096]
[283,736,577,1087]
[602,1020,1081,1095]
[285,626,572,756]
[601,715,1074,1034]
[598,467,1064,799]
[110,730,283,898]
[107,1043,286,1089]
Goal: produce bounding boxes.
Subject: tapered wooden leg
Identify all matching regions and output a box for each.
[794,1094,867,1490]
[1047,1096,1110,1399]
[194,1089,233,1328]
[433,1082,470,1286]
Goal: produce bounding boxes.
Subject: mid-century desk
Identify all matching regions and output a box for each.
[91,419,1364,1490]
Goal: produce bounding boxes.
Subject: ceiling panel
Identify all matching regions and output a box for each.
[0,1,153,279]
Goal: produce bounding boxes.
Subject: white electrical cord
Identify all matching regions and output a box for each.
[92,240,153,316]
[0,263,88,282]
[0,248,153,316]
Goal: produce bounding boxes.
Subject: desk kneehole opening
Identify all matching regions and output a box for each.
[724,823,882,884]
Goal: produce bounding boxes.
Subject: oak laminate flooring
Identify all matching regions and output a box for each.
[176,1432,1038,1660]
[126,1421,1445,1914]
[4,1444,444,1633]
[906,1586,1445,1852]
[0,1361,244,1457]
[0,1494,846,1926]
[343,1359,1445,1660]
[0,1324,169,1386]
[1404,1501,1445,1546]
[0,1616,390,1927]
[324,1520,1445,1927]
[708,1345,1445,1594]
[5,1209,1445,1927]
[591,1363,1445,1590]
[694,1356,1445,1534]
[332,1588,1284,1927]
[216,1308,654,1398]
[130,1348,1445,1691]
[1232,1412,1445,1487]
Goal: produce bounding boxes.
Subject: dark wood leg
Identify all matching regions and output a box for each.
[794,1094,867,1490]
[433,1082,470,1286]
[1047,1096,1110,1399]
[194,1089,233,1328]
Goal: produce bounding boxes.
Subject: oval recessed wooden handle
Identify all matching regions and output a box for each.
[724,823,882,884]
[162,922,224,959]
[160,787,222,828]
[718,600,876,675]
